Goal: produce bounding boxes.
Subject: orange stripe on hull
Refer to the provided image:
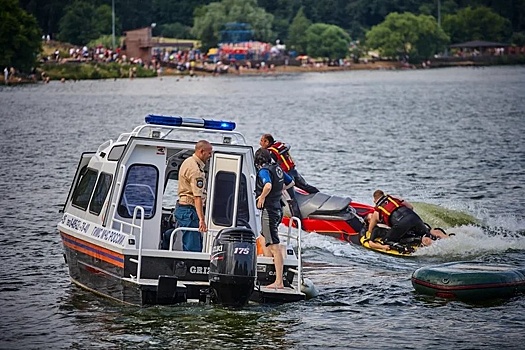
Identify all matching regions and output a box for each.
[60,231,125,268]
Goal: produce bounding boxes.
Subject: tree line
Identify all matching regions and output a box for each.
[3,0,525,72]
[19,0,525,44]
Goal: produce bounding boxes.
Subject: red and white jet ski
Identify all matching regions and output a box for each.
[282,189,374,245]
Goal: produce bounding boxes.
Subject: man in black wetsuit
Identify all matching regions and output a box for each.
[365,189,428,250]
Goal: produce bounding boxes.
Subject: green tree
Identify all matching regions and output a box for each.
[160,23,194,39]
[0,0,42,72]
[443,6,512,43]
[58,2,99,45]
[305,23,351,59]
[95,4,121,36]
[257,0,302,42]
[20,0,68,38]
[192,0,274,51]
[57,2,120,46]
[153,0,209,27]
[511,31,525,46]
[366,12,449,62]
[287,7,311,54]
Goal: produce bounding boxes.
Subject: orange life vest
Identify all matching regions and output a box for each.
[267,141,295,172]
[374,195,405,226]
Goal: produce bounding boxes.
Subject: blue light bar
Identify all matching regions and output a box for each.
[145,114,235,131]
[203,119,236,131]
[145,114,182,126]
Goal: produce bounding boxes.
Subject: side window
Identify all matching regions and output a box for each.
[212,171,236,226]
[108,145,126,161]
[237,175,250,226]
[71,168,98,211]
[162,171,179,208]
[117,165,158,219]
[89,172,113,215]
[211,172,250,227]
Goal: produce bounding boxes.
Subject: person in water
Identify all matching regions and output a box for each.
[259,134,319,194]
[365,190,431,250]
[254,147,295,289]
[363,215,449,251]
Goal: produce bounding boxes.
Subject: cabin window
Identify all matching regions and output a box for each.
[71,168,98,211]
[211,172,250,227]
[117,164,158,219]
[108,145,126,161]
[163,170,179,208]
[89,172,113,215]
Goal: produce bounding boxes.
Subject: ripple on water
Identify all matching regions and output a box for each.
[0,67,525,349]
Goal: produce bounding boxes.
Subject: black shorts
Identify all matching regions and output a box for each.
[261,207,283,246]
[386,207,427,242]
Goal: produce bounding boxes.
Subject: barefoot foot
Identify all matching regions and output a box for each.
[266,282,284,289]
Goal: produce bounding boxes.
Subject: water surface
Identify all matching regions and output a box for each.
[0,66,524,349]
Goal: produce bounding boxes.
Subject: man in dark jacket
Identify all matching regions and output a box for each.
[254,147,294,289]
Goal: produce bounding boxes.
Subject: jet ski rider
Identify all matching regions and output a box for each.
[365,189,429,250]
[259,134,319,194]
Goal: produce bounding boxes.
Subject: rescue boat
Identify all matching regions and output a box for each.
[58,114,316,307]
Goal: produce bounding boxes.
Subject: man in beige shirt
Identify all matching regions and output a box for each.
[175,140,213,251]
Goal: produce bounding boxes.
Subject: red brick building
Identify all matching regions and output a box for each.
[123,27,196,63]
[123,27,153,62]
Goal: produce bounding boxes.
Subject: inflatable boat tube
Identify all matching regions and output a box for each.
[412,261,525,301]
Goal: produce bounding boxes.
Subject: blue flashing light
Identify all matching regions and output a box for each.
[203,119,236,131]
[145,114,183,126]
[145,114,236,131]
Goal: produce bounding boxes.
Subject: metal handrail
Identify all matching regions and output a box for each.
[169,226,202,251]
[131,206,145,282]
[284,216,303,294]
[113,205,145,282]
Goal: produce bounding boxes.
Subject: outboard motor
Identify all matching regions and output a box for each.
[209,227,257,307]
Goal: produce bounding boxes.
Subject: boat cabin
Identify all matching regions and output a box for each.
[62,115,259,253]
[58,115,310,306]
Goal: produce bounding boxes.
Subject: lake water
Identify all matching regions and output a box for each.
[1,66,524,349]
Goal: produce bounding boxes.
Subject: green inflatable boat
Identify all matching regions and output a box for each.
[412,261,525,301]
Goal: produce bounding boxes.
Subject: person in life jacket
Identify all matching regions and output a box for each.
[361,213,450,251]
[254,147,295,289]
[365,189,429,250]
[260,134,319,194]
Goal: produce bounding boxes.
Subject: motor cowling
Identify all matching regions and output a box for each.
[209,227,257,307]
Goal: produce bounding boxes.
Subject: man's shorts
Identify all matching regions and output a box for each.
[261,207,283,246]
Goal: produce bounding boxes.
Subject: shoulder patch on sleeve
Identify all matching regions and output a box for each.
[196,177,204,188]
[275,166,284,178]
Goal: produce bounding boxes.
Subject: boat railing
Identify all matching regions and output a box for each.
[167,226,201,251]
[130,124,248,145]
[283,216,303,294]
[96,139,113,154]
[112,206,145,282]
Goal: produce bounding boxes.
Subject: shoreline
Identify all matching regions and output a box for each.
[2,57,524,85]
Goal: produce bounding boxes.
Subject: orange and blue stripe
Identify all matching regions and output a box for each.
[60,231,125,268]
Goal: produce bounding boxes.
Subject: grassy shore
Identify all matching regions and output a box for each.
[41,61,157,80]
[3,54,523,85]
